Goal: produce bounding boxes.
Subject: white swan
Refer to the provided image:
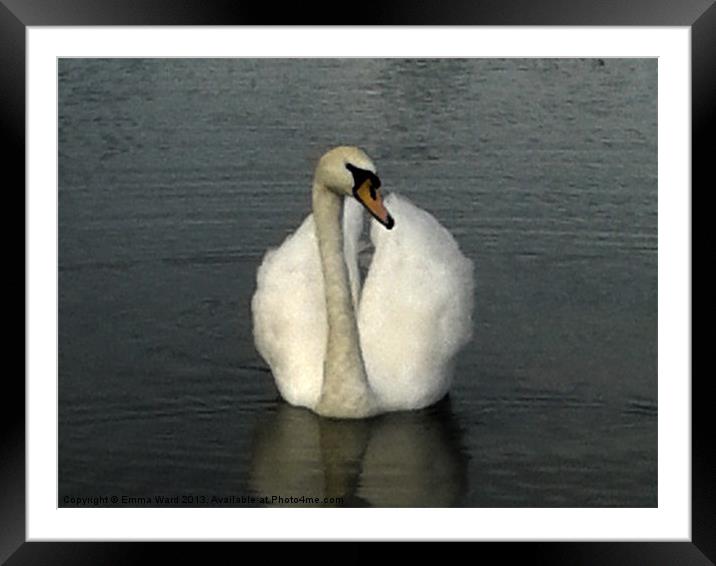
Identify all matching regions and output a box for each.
[251,146,474,418]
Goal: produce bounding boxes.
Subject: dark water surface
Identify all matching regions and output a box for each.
[59,59,657,507]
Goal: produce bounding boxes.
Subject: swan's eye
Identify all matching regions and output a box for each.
[345,163,381,194]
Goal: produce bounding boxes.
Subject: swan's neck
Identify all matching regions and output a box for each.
[312,181,376,418]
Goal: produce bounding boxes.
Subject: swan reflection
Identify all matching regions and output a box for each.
[249,397,467,507]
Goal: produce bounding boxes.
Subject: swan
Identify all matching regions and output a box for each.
[251,146,474,419]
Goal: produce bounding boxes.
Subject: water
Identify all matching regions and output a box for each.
[58,58,657,507]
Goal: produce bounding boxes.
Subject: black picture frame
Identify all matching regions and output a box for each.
[6,1,709,563]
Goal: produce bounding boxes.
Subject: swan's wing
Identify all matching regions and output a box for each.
[358,193,474,411]
[251,202,363,409]
[252,214,326,408]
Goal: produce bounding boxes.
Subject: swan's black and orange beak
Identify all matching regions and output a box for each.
[347,164,394,230]
[354,178,394,229]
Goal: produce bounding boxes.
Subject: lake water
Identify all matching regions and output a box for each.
[58,58,657,507]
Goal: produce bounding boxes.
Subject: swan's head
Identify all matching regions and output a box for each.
[315,146,394,229]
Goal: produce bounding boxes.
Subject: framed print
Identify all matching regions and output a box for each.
[7,0,710,563]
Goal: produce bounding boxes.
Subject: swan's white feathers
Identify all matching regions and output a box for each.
[252,191,474,414]
[252,214,326,408]
[358,194,474,410]
[342,198,365,312]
